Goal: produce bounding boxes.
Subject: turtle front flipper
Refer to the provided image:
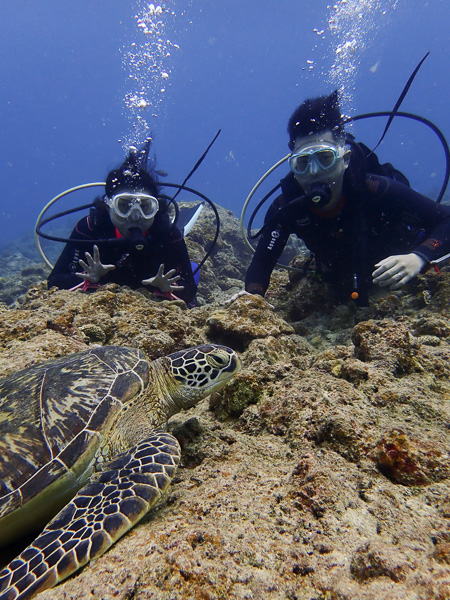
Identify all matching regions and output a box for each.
[0,432,180,600]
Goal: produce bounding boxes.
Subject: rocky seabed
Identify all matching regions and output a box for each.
[1,206,449,599]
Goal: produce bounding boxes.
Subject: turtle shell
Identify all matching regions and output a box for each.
[0,346,150,546]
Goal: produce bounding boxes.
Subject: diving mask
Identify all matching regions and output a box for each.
[289,144,346,175]
[106,192,159,220]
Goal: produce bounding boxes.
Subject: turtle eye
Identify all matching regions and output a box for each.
[207,352,230,369]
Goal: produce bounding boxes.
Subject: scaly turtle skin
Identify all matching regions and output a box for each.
[0,344,240,600]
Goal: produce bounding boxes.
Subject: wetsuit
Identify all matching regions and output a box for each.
[245,171,450,305]
[48,207,198,306]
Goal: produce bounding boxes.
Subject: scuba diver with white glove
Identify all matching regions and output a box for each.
[239,91,450,306]
[47,143,198,306]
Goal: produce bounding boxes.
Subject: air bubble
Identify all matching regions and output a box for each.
[121,2,180,149]
[325,0,397,112]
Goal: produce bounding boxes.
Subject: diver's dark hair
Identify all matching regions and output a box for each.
[105,139,160,198]
[287,90,345,149]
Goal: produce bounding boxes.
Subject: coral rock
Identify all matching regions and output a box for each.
[350,540,411,582]
[207,294,294,350]
[352,319,422,374]
[374,428,450,486]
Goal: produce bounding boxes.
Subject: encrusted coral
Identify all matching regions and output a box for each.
[374,428,450,486]
[207,294,294,350]
[352,319,423,374]
[209,371,263,420]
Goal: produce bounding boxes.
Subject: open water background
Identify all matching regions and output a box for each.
[0,0,448,252]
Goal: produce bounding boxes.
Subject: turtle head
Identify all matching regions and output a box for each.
[156,344,241,414]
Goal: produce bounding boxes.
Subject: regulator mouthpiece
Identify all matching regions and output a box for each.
[306,183,332,208]
[128,227,145,250]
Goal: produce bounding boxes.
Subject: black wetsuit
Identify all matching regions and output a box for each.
[48,208,198,306]
[245,171,450,305]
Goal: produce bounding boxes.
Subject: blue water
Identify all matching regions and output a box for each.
[0,0,448,249]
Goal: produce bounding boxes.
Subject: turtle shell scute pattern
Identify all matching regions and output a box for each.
[0,346,149,514]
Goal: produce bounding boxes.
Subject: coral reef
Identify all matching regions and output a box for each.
[1,208,450,600]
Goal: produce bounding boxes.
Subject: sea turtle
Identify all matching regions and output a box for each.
[0,343,240,600]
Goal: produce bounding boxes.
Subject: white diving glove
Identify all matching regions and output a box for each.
[76,245,116,284]
[372,253,426,290]
[224,289,274,309]
[142,264,184,292]
[224,290,252,305]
